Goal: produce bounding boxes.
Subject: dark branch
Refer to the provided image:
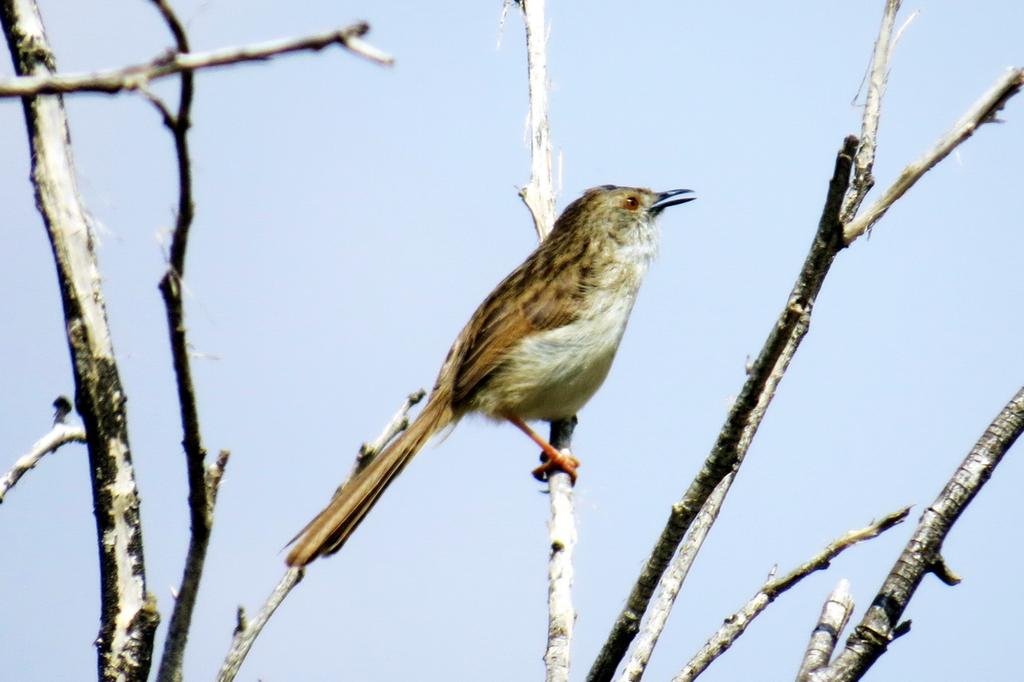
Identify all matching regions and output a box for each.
[587,135,859,682]
[152,2,215,680]
[809,387,1024,682]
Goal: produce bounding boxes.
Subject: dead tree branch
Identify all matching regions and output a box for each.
[217,391,421,679]
[843,67,1023,243]
[807,387,1024,682]
[217,568,304,682]
[796,580,855,682]
[839,0,901,223]
[511,2,576,679]
[0,22,392,98]
[617,474,734,682]
[0,0,159,677]
[148,2,217,679]
[516,0,557,240]
[0,398,86,503]
[586,134,859,682]
[674,508,909,682]
[544,418,578,682]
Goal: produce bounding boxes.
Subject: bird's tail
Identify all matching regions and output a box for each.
[286,397,453,566]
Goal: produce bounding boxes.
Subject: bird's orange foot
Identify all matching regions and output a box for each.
[532,450,580,484]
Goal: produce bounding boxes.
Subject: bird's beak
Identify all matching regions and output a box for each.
[651,189,696,214]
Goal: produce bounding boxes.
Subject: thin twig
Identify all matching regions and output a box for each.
[0,22,392,98]
[617,473,735,682]
[674,508,908,682]
[0,409,86,503]
[1,1,159,676]
[215,392,421,678]
[354,389,427,472]
[839,0,902,224]
[217,568,304,682]
[149,2,217,679]
[809,387,1024,682]
[545,419,578,682]
[843,67,1024,243]
[587,135,859,682]
[517,0,557,239]
[796,580,855,682]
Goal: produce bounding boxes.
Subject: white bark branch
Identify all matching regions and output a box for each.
[215,390,421,678]
[673,508,908,682]
[0,422,86,503]
[1,0,159,676]
[0,22,392,98]
[217,568,304,682]
[512,2,575,677]
[839,0,901,224]
[517,0,557,240]
[545,467,577,682]
[843,67,1023,244]
[796,580,855,682]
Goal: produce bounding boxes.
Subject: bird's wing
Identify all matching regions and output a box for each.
[449,237,587,408]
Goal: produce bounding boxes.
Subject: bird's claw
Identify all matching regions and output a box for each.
[532,450,580,484]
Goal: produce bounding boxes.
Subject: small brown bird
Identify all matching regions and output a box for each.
[287,185,695,566]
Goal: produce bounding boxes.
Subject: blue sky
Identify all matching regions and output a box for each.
[1,1,1022,680]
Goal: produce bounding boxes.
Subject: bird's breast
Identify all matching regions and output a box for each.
[472,272,644,422]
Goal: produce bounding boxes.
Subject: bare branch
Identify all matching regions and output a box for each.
[587,135,859,682]
[510,2,574,677]
[217,568,304,682]
[1,0,159,676]
[674,508,908,682]
[148,2,218,678]
[216,391,420,677]
[839,0,902,224]
[796,580,855,682]
[545,419,578,682]
[354,389,427,471]
[843,67,1023,243]
[0,22,392,98]
[617,473,734,682]
[516,0,557,239]
[810,387,1024,682]
[1,417,86,503]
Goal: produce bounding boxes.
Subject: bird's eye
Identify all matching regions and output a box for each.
[623,196,640,210]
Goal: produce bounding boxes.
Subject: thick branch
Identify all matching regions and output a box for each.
[810,387,1024,682]
[1,0,159,677]
[674,507,908,682]
[0,22,392,98]
[843,67,1023,243]
[587,135,859,682]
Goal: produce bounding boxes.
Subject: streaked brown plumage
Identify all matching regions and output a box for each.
[286,185,694,566]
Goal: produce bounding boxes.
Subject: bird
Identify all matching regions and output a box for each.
[286,185,695,566]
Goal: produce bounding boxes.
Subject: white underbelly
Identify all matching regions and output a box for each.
[477,291,637,421]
